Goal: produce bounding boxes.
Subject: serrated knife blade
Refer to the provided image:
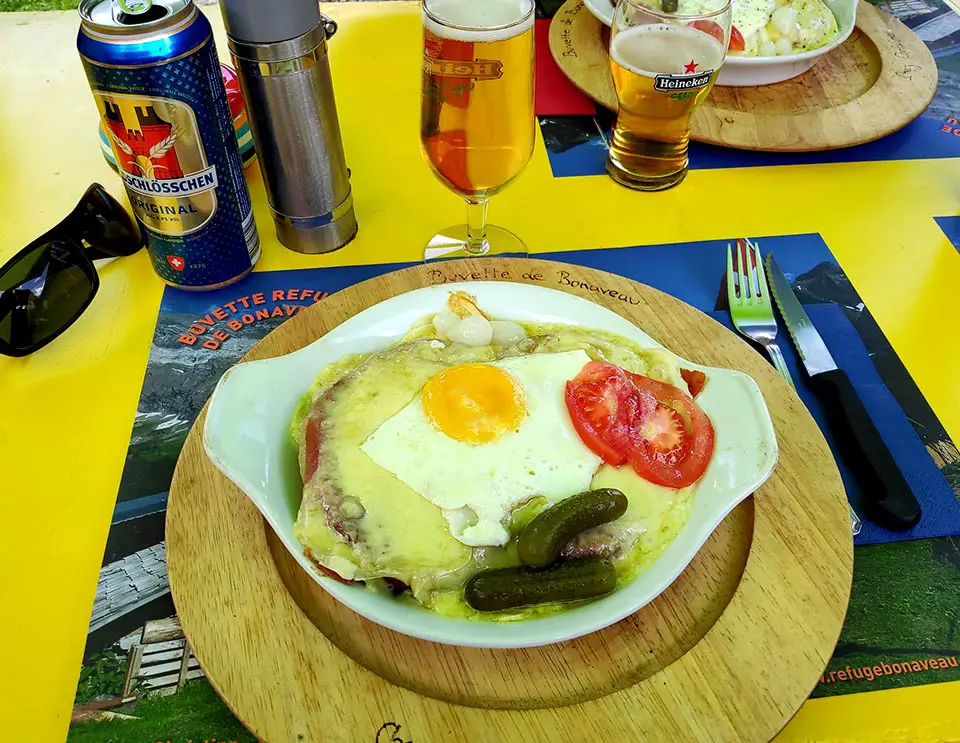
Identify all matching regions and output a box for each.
[765,255,837,377]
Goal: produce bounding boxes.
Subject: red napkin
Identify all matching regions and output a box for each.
[535,18,597,116]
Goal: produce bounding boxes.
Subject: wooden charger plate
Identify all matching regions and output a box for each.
[167,259,853,743]
[549,0,937,151]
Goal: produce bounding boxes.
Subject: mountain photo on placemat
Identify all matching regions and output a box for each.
[67,264,407,741]
[814,535,960,697]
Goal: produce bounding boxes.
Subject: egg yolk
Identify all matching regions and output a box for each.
[421,364,527,445]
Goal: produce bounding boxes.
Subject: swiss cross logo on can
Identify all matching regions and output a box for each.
[167,255,185,271]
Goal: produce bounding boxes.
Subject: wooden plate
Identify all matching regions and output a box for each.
[548,0,938,151]
[167,259,853,743]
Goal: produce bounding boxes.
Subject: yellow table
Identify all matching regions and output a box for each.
[1,3,959,741]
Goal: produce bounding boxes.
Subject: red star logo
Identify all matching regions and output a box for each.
[167,255,185,272]
[684,60,699,73]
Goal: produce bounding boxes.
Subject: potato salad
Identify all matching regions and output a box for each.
[679,0,839,56]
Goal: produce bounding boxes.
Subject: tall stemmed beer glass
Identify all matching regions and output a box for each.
[420,0,535,260]
[607,0,732,190]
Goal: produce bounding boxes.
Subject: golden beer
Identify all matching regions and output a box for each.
[420,0,535,201]
[607,24,725,190]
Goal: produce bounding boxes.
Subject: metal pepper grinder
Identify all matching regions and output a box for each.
[220,0,357,254]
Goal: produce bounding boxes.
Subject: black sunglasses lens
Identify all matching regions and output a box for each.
[78,186,142,256]
[0,241,96,354]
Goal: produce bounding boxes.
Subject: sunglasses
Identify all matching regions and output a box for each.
[0,184,142,357]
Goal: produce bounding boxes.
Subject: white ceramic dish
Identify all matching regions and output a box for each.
[203,282,778,649]
[584,0,857,86]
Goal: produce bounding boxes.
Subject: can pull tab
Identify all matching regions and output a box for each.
[116,0,152,14]
[319,13,338,39]
[113,0,168,24]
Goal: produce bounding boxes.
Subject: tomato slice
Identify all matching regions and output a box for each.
[564,361,634,465]
[625,373,715,488]
[316,563,353,584]
[689,19,723,45]
[566,362,715,488]
[729,25,745,52]
[680,368,707,397]
[689,20,745,53]
[638,402,686,452]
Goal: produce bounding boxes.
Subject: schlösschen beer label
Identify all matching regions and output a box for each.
[96,92,220,235]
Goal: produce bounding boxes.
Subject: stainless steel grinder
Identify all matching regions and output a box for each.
[220,0,358,254]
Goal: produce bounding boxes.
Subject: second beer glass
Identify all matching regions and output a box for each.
[420,0,535,260]
[607,0,732,191]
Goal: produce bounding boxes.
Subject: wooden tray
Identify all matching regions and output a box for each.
[549,0,938,151]
[167,259,853,743]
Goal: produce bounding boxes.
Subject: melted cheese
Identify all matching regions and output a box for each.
[589,465,694,584]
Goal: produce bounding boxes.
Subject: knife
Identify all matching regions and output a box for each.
[764,254,922,531]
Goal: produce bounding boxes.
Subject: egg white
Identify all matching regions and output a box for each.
[360,350,602,548]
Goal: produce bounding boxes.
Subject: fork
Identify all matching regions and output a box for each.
[727,238,863,536]
[726,238,794,387]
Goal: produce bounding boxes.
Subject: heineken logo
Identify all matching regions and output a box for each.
[654,71,714,92]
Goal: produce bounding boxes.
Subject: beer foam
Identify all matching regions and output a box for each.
[423,0,534,42]
[611,24,725,76]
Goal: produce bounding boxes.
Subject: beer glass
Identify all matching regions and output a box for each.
[420,0,535,260]
[607,0,732,191]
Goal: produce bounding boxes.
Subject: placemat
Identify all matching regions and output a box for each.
[68,239,960,739]
[935,215,960,253]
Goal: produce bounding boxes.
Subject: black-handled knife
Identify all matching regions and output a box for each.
[765,255,922,531]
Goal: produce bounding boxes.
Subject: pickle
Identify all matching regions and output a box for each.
[464,559,617,611]
[662,0,678,11]
[518,488,628,568]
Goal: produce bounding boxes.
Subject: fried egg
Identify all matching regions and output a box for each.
[360,350,602,548]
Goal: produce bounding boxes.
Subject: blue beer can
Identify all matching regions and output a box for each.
[78,0,261,290]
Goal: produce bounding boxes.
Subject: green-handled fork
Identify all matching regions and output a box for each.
[727,237,862,536]
[726,238,794,385]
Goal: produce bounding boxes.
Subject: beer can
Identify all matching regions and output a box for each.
[78,0,261,290]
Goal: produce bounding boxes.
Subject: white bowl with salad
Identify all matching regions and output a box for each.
[586,0,857,86]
